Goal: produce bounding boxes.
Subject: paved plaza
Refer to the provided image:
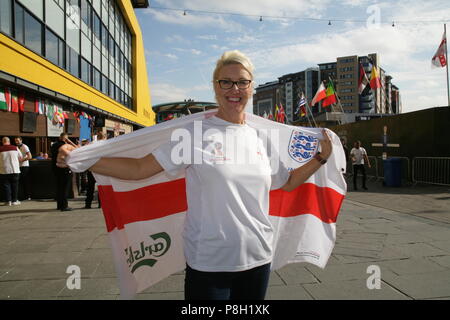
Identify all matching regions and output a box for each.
[0,179,449,300]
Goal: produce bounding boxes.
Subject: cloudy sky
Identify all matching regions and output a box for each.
[135,0,450,114]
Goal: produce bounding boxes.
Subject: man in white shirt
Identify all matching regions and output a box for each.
[15,137,32,200]
[0,137,22,206]
[350,140,371,190]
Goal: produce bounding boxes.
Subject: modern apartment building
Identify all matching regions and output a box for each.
[253,68,319,123]
[0,0,154,155]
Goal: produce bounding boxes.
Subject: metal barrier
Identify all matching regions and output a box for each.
[412,157,450,186]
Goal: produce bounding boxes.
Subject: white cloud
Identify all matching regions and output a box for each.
[149,83,190,103]
[197,34,218,40]
[165,53,178,60]
[149,82,214,105]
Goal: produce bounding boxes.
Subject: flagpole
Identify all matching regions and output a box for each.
[306,102,318,127]
[445,23,450,107]
[329,77,346,124]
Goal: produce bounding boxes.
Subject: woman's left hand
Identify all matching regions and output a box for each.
[319,129,333,159]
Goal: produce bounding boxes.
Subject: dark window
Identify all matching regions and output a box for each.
[93,12,101,40]
[101,22,108,49]
[108,32,114,56]
[81,58,92,84]
[67,46,80,78]
[46,28,66,68]
[93,67,101,91]
[109,80,115,99]
[24,10,43,55]
[81,0,91,30]
[0,0,12,36]
[45,28,58,64]
[101,74,108,95]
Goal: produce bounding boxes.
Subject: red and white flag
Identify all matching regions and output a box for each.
[67,110,347,299]
[432,30,447,68]
[358,63,370,94]
[311,82,327,106]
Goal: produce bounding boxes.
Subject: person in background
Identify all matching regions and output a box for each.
[35,152,45,160]
[84,132,106,209]
[51,133,73,212]
[78,139,90,195]
[350,140,371,190]
[0,137,22,206]
[15,137,32,200]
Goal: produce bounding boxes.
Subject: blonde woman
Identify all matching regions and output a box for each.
[57,50,333,300]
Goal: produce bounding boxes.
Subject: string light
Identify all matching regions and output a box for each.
[149,5,450,26]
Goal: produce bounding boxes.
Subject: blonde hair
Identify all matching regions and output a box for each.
[213,50,254,81]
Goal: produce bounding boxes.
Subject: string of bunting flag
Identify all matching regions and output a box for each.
[0,86,95,128]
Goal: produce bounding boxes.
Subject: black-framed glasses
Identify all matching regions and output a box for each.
[215,79,252,90]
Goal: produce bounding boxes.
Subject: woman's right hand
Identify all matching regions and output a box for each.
[56,144,77,168]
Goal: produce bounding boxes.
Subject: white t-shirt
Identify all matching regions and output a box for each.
[18,144,30,167]
[0,145,21,174]
[350,147,367,165]
[153,116,290,272]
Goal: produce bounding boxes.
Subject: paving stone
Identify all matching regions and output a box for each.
[303,279,410,300]
[0,280,66,299]
[57,277,120,297]
[381,270,450,299]
[141,274,185,293]
[275,264,318,285]
[428,241,450,253]
[429,256,450,268]
[305,262,398,283]
[391,243,447,257]
[418,231,450,241]
[266,285,313,300]
[376,258,447,275]
[385,233,435,244]
[135,292,184,300]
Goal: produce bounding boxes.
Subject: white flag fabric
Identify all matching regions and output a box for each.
[66,110,347,299]
[432,31,447,68]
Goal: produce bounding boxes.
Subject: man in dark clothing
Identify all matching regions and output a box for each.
[51,133,73,211]
[84,132,106,209]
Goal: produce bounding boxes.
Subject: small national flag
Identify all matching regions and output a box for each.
[278,103,286,123]
[358,63,370,94]
[262,111,268,119]
[297,93,307,117]
[18,92,25,112]
[311,82,327,106]
[370,66,382,89]
[274,104,279,122]
[432,30,447,68]
[322,81,337,107]
[10,89,19,113]
[0,87,10,111]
